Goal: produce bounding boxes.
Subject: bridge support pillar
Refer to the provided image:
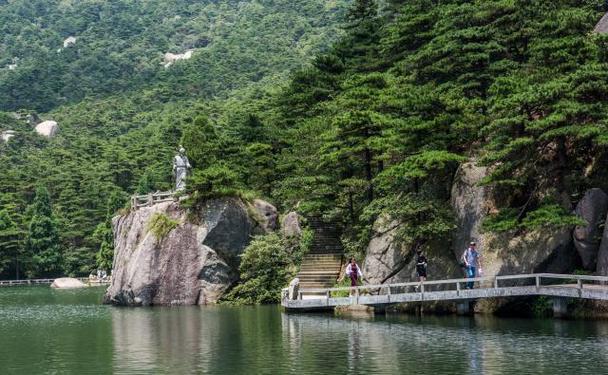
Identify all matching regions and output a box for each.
[552,297,568,318]
[456,301,471,315]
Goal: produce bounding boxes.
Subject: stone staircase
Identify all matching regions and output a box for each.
[296,217,345,293]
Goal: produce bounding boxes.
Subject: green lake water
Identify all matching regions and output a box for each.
[0,286,607,374]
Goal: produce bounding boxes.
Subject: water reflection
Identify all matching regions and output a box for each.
[109,307,608,374]
[5,287,608,375]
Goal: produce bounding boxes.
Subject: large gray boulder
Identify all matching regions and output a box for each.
[450,161,490,259]
[51,277,86,289]
[573,188,608,270]
[363,216,459,285]
[104,197,256,306]
[595,211,608,276]
[35,120,59,138]
[594,12,608,34]
[450,160,577,278]
[281,212,302,237]
[250,199,278,232]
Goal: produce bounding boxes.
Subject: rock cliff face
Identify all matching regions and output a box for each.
[573,188,608,270]
[363,161,578,285]
[104,197,271,306]
[363,217,460,285]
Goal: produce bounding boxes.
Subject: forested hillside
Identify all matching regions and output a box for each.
[0,0,350,278]
[3,0,608,283]
[0,0,349,112]
[261,0,608,258]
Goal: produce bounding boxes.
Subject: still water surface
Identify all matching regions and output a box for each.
[0,286,606,374]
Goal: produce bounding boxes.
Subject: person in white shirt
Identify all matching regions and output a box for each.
[345,258,363,288]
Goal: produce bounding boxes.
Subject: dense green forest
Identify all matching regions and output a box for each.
[0,0,350,278]
[2,0,608,283]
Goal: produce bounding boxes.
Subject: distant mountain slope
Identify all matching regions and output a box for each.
[0,0,349,112]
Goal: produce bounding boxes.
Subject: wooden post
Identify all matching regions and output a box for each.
[456,282,460,296]
[494,277,498,289]
[535,275,540,289]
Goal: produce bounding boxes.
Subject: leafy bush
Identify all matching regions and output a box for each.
[222,227,317,305]
[146,213,179,240]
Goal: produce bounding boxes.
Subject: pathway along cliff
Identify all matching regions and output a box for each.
[104,197,276,306]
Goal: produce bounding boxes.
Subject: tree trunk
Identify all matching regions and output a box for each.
[365,147,373,202]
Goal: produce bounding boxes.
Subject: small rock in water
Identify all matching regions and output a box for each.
[51,277,86,289]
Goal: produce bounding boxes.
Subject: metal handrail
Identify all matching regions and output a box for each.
[289,273,608,299]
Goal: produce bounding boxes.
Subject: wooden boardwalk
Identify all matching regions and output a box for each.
[0,278,110,287]
[282,273,608,314]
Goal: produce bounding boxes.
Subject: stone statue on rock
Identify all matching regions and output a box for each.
[173,146,191,192]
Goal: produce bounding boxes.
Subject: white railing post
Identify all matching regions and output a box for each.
[456,281,460,296]
[494,277,498,289]
[535,275,540,290]
[421,282,425,301]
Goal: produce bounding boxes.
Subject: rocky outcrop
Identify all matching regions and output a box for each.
[51,277,86,289]
[104,197,264,306]
[573,188,608,270]
[363,217,459,285]
[595,221,608,276]
[449,160,577,279]
[251,199,278,232]
[450,161,491,259]
[281,211,302,237]
[63,36,77,48]
[1,130,15,143]
[35,120,59,138]
[163,50,194,68]
[594,12,608,34]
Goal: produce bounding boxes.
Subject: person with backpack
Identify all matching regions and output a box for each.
[462,241,481,289]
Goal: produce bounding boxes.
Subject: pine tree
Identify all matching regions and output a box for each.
[0,209,22,277]
[27,186,62,277]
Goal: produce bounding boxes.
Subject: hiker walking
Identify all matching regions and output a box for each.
[416,249,428,283]
[345,258,363,290]
[462,241,481,289]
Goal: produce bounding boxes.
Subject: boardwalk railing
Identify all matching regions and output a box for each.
[282,273,608,310]
[131,191,176,209]
[0,277,111,287]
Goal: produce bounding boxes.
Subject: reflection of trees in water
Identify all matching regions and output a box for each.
[110,306,608,374]
[111,307,211,373]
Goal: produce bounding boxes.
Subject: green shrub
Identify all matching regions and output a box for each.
[146,213,179,240]
[222,233,294,305]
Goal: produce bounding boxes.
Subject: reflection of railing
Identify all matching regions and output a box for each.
[131,191,176,209]
[0,277,111,287]
[282,273,608,310]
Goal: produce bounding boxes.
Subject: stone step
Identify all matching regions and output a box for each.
[302,255,343,260]
[299,263,341,268]
[298,277,339,282]
[299,264,341,269]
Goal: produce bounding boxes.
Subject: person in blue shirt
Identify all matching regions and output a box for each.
[462,241,481,289]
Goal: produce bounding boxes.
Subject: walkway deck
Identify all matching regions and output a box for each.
[0,278,110,287]
[282,273,608,312]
